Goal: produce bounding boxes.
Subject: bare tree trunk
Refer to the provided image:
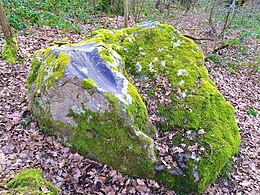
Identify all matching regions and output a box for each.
[124,0,128,27]
[0,1,13,40]
[0,1,18,64]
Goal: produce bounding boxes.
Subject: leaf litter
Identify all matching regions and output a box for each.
[0,11,259,194]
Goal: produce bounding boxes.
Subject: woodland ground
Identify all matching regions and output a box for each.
[0,9,259,195]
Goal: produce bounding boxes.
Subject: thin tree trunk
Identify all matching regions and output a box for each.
[0,1,18,64]
[0,1,13,40]
[208,0,217,33]
[219,0,236,42]
[93,0,96,13]
[124,0,128,28]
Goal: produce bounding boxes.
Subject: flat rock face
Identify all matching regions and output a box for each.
[27,23,240,193]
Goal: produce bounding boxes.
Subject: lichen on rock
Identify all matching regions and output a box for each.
[5,169,59,195]
[27,22,240,194]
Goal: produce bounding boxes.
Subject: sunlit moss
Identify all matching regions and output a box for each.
[6,169,59,195]
[2,38,18,64]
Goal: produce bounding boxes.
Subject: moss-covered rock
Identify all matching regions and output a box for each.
[4,169,59,195]
[27,40,156,178]
[2,38,18,64]
[27,22,240,194]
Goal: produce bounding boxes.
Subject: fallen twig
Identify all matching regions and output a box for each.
[183,34,216,41]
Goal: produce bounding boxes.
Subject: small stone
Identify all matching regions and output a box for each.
[198,129,206,135]
[136,178,145,186]
[183,117,188,124]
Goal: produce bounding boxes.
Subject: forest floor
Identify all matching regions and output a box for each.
[0,10,259,195]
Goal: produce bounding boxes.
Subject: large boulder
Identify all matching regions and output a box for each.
[27,22,240,193]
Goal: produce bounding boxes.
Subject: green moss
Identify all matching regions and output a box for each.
[85,23,240,193]
[68,107,155,178]
[126,83,153,135]
[82,78,97,90]
[33,49,70,90]
[6,169,59,195]
[27,23,240,194]
[2,38,18,64]
[104,92,119,105]
[27,50,42,89]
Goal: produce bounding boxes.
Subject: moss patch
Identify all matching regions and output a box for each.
[68,107,155,178]
[27,22,240,194]
[82,78,97,90]
[2,38,18,64]
[28,48,70,92]
[84,23,240,193]
[5,169,59,195]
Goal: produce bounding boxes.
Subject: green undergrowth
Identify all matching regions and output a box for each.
[5,169,59,195]
[2,0,92,33]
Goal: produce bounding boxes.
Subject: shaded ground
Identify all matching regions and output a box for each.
[0,12,259,194]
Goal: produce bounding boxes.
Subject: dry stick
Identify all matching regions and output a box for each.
[183,34,216,41]
[213,43,229,53]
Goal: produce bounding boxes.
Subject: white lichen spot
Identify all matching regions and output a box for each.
[160,60,166,67]
[181,92,186,98]
[136,62,142,72]
[158,48,164,53]
[173,40,182,47]
[149,62,156,73]
[140,52,146,55]
[43,67,53,82]
[178,80,185,86]
[114,76,132,106]
[153,57,158,62]
[37,99,43,107]
[177,69,188,76]
[79,66,89,75]
[127,37,133,43]
[123,48,128,53]
[139,47,143,50]
[71,105,86,114]
[166,54,172,58]
[133,126,157,163]
[86,115,93,123]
